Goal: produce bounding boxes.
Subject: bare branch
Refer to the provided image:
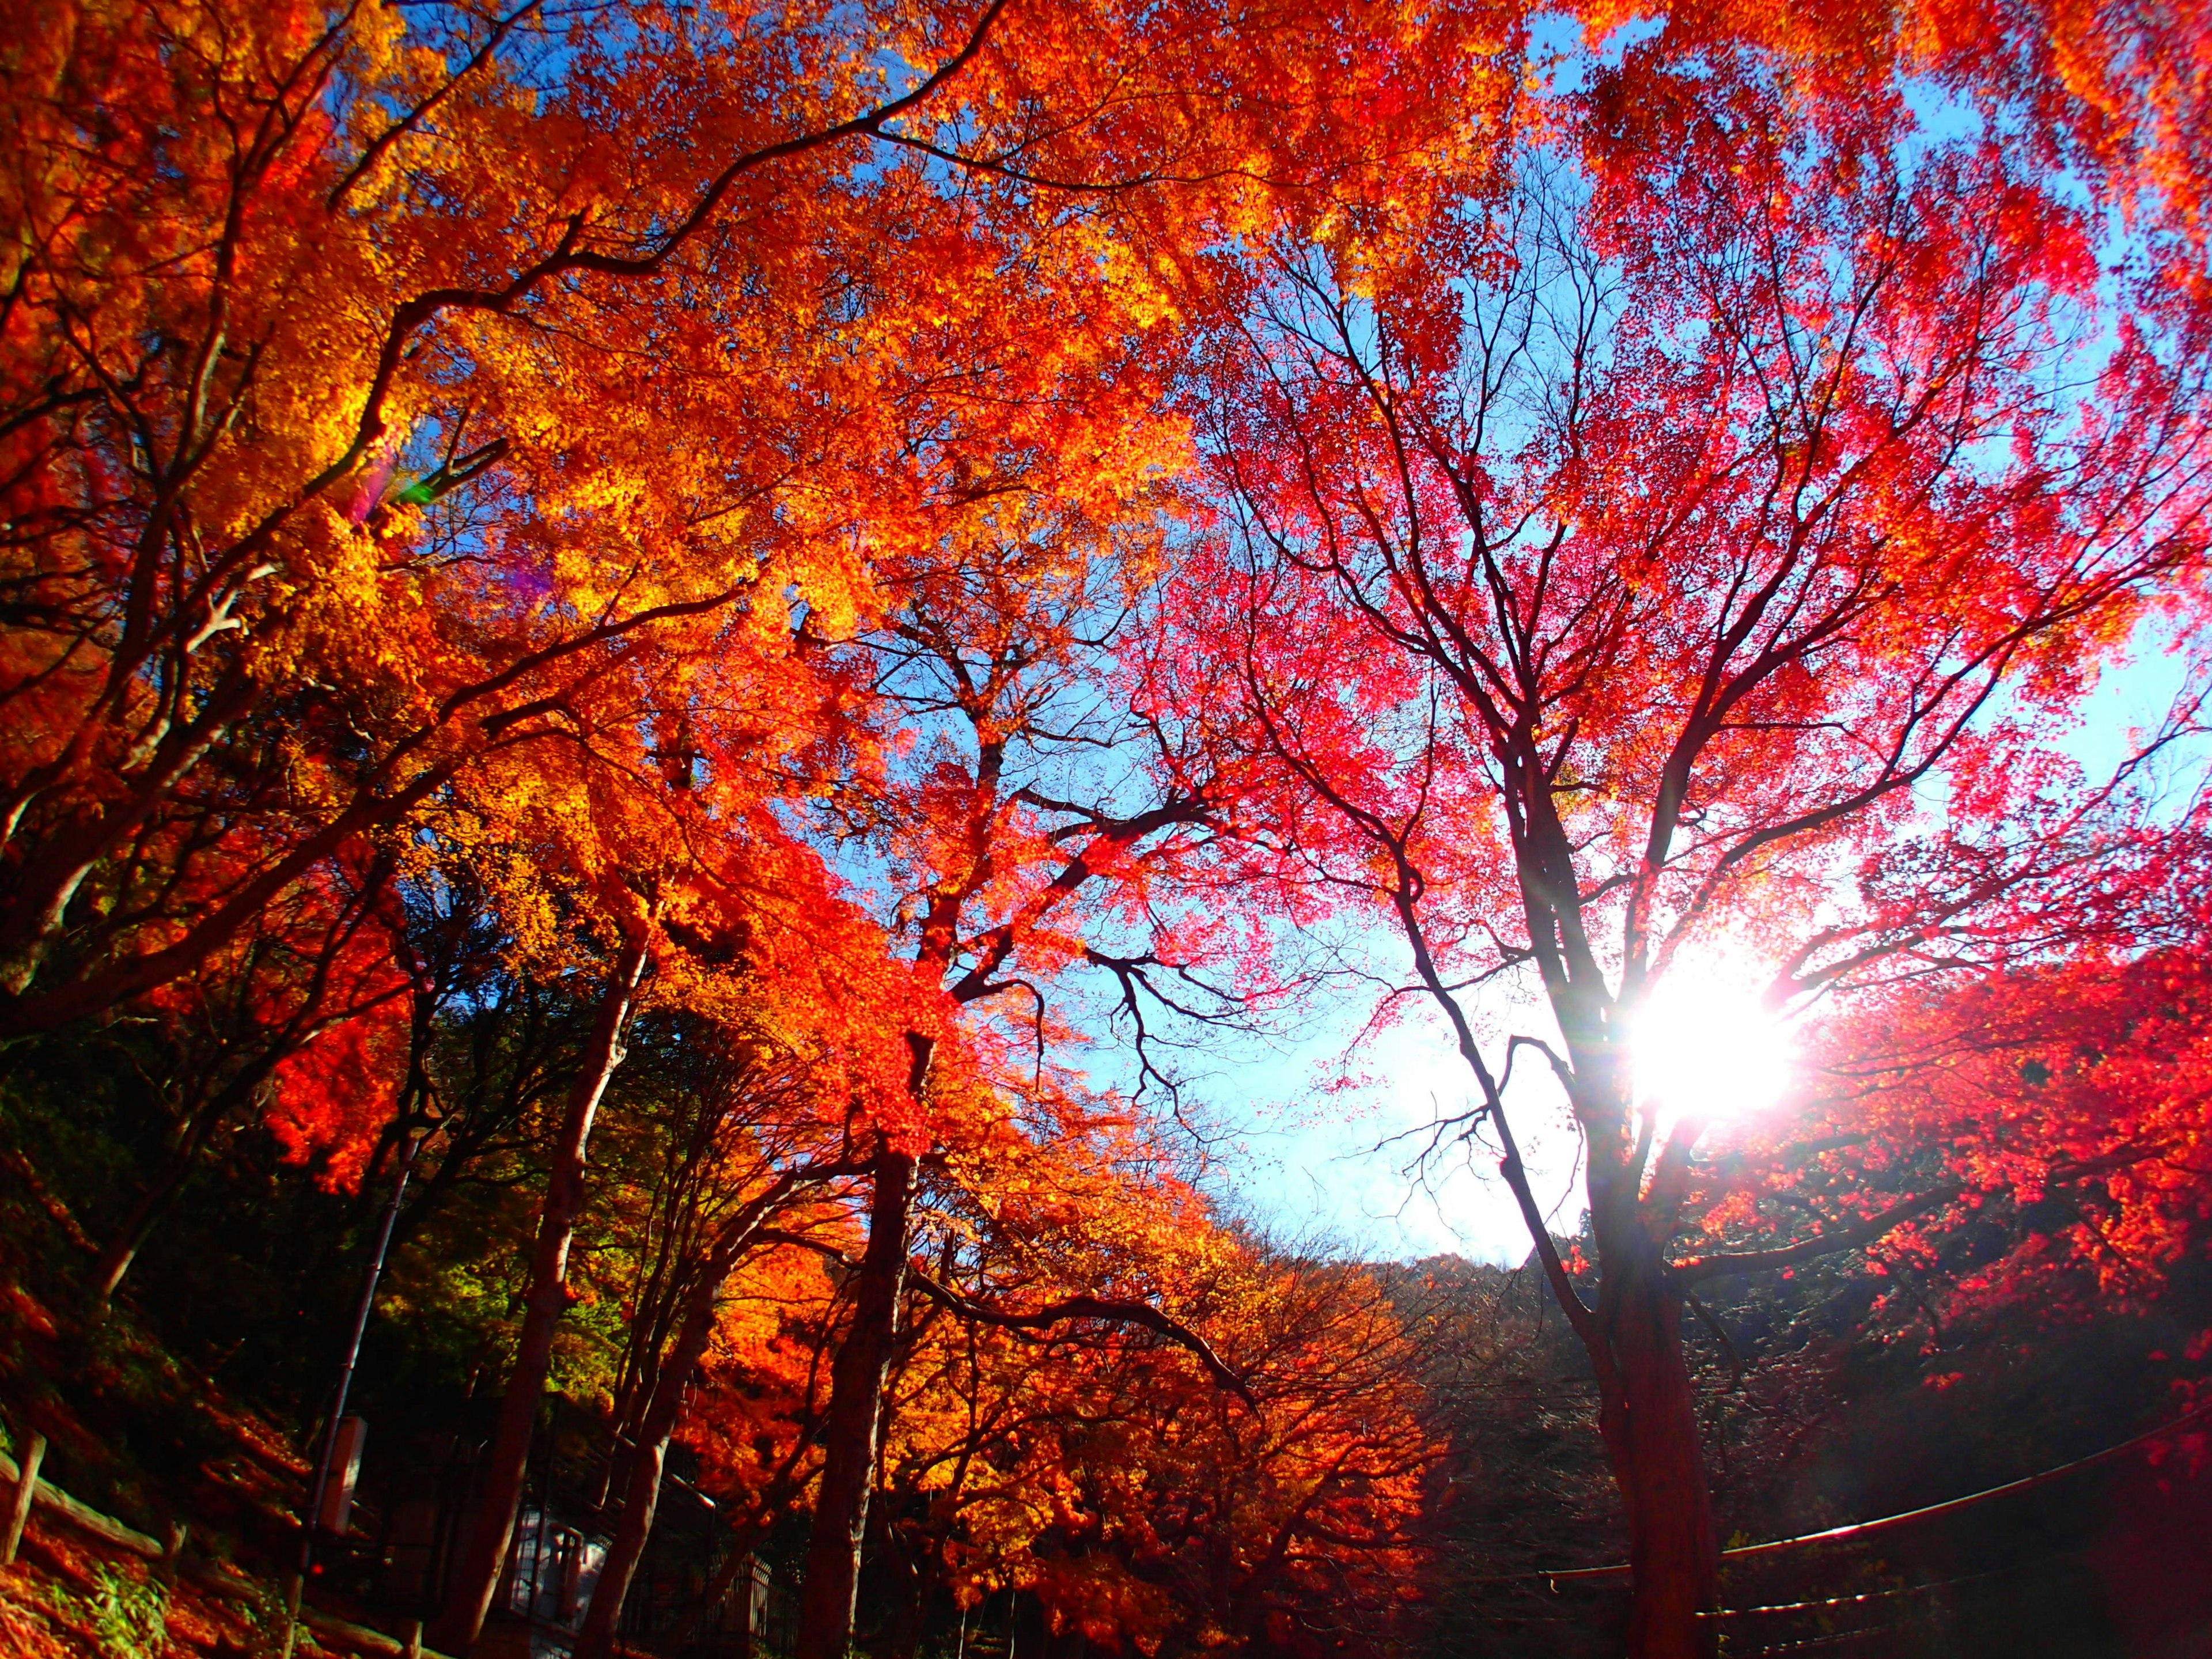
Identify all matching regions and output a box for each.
[1670,1187,1958,1285]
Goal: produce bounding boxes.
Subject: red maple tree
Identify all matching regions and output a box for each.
[1156,61,2212,1656]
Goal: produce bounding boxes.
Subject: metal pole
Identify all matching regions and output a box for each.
[282,1125,429,1659]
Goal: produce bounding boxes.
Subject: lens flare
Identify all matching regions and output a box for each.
[1628,974,1795,1122]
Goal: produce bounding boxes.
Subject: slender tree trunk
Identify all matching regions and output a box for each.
[793,1145,917,1659]
[1595,1258,1719,1659]
[577,1156,819,1653]
[88,1069,267,1306]
[431,926,650,1652]
[2,1430,46,1565]
[570,1281,717,1659]
[90,1125,211,1306]
[574,1176,790,1659]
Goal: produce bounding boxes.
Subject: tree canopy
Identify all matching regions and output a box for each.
[2,5,2209,1659]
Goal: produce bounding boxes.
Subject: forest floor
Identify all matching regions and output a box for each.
[1,1521,278,1659]
[0,1203,377,1659]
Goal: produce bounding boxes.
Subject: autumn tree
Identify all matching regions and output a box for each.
[567,899,949,1659]
[0,0,1009,1035]
[1572,0,2212,322]
[0,0,1520,1035]
[1166,69,2212,1658]
[745,9,1533,1630]
[881,1230,1444,1659]
[740,1070,1430,1659]
[789,496,1272,1659]
[669,1241,849,1639]
[424,728,923,1648]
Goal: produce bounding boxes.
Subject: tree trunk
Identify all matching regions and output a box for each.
[2,1430,46,1565]
[1595,1262,1719,1659]
[91,1128,208,1306]
[570,1262,721,1659]
[88,1077,252,1306]
[431,927,650,1652]
[793,1146,917,1659]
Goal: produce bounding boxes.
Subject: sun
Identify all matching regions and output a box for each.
[1627,971,1796,1123]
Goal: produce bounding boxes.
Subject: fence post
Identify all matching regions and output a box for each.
[158,1520,189,1585]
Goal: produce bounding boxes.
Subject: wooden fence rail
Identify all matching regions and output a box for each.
[0,1441,457,1659]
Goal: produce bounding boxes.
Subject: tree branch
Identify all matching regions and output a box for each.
[1670,1187,1959,1285]
[757,1230,1255,1407]
[904,1264,1259,1411]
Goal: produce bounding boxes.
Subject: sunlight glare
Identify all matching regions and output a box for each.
[1628,974,1796,1123]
